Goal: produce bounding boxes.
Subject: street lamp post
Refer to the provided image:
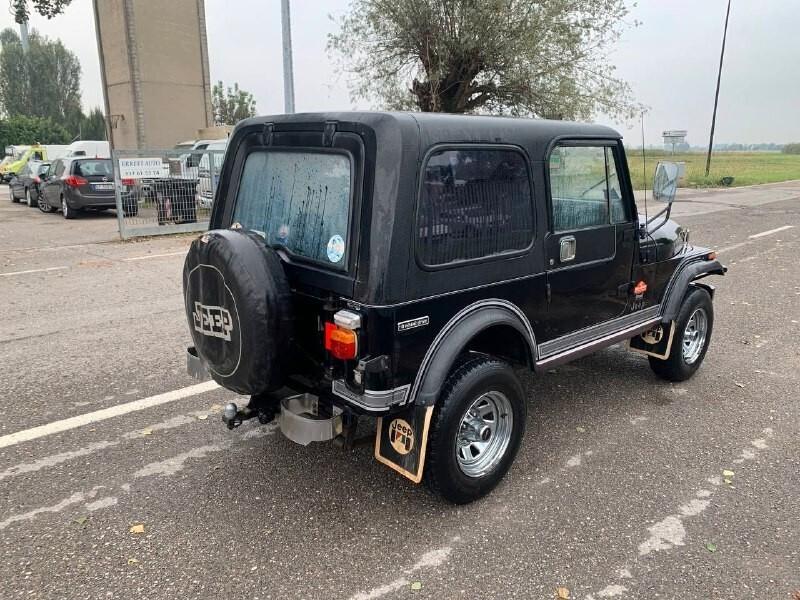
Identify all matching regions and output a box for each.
[281,0,295,114]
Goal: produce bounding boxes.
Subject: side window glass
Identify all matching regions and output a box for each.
[53,160,64,177]
[417,148,534,266]
[606,147,627,223]
[549,146,609,232]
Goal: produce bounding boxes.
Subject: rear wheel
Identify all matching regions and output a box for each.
[38,193,54,213]
[424,356,526,504]
[9,185,17,202]
[62,195,79,219]
[649,287,713,382]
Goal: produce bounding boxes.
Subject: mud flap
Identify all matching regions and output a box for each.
[374,405,434,484]
[629,321,676,360]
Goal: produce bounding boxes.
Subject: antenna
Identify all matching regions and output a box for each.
[641,111,648,226]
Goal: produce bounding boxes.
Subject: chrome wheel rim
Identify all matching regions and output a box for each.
[456,391,513,478]
[62,197,67,217]
[26,189,32,206]
[38,195,47,211]
[682,307,708,365]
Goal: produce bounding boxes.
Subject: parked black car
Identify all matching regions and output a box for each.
[183,112,726,504]
[39,157,138,218]
[8,160,50,208]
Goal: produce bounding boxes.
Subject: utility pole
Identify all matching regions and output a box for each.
[19,21,30,53]
[280,0,295,114]
[705,0,732,177]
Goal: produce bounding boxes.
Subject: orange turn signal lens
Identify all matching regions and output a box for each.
[633,280,648,295]
[707,251,717,261]
[324,323,358,360]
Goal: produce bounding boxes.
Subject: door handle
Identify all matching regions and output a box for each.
[559,235,576,262]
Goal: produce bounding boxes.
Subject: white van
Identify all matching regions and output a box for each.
[65,140,110,158]
[195,139,228,209]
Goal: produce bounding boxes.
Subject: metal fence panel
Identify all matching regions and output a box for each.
[112,148,225,239]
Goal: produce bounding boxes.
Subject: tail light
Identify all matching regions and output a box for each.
[324,322,358,360]
[121,178,135,186]
[64,175,88,187]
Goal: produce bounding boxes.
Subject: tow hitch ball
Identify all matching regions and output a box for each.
[222,402,276,430]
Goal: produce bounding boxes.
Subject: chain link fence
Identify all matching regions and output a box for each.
[112,149,225,239]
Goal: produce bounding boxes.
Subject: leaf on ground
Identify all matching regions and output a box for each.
[197,414,209,420]
[410,581,422,591]
[127,558,139,565]
[556,587,570,599]
[791,590,800,600]
[705,542,717,553]
[73,516,88,526]
[129,524,145,534]
[724,479,733,485]
[734,382,745,388]
[140,428,153,436]
[722,469,735,478]
[575,427,586,433]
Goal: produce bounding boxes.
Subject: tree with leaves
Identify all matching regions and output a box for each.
[0,114,70,150]
[10,0,72,23]
[328,0,640,120]
[0,28,82,124]
[211,81,257,126]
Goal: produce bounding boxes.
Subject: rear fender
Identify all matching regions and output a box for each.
[410,300,536,407]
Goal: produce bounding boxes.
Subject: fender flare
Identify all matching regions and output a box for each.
[409,300,536,407]
[661,257,725,322]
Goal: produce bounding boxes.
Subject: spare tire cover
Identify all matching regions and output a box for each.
[183,229,292,395]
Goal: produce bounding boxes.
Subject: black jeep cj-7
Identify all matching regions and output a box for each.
[183,112,726,504]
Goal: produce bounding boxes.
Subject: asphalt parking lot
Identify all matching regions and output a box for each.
[1,182,798,599]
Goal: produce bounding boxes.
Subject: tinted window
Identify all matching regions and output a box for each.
[52,160,65,177]
[233,151,352,267]
[549,145,629,232]
[74,160,112,177]
[417,148,534,266]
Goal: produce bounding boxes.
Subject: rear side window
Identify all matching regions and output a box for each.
[233,151,352,268]
[74,160,112,177]
[417,147,534,266]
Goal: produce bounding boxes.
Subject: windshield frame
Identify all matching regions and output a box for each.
[231,146,357,272]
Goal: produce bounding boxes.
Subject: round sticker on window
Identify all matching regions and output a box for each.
[326,235,345,263]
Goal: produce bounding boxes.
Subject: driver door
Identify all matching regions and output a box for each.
[541,142,636,342]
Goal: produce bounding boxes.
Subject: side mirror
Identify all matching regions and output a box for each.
[652,161,680,204]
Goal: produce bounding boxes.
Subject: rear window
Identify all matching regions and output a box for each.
[74,160,112,177]
[417,147,534,266]
[233,151,352,267]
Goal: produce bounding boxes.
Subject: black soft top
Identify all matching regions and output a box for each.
[218,112,624,305]
[236,111,620,160]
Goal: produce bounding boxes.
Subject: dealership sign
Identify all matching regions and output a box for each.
[119,157,169,179]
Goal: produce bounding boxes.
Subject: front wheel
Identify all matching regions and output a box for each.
[649,287,714,382]
[424,356,526,504]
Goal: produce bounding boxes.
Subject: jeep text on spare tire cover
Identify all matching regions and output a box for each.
[185,263,242,378]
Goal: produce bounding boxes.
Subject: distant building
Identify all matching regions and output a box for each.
[94,0,213,150]
[663,130,689,153]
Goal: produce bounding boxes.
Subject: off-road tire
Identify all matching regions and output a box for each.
[649,287,713,382]
[424,356,526,504]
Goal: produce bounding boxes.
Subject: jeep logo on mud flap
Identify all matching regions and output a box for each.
[389,418,414,455]
[193,302,234,341]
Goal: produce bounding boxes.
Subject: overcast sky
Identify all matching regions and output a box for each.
[1,0,797,146]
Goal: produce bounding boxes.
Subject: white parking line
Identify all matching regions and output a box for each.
[123,251,187,262]
[748,225,794,239]
[0,266,68,277]
[0,381,220,449]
